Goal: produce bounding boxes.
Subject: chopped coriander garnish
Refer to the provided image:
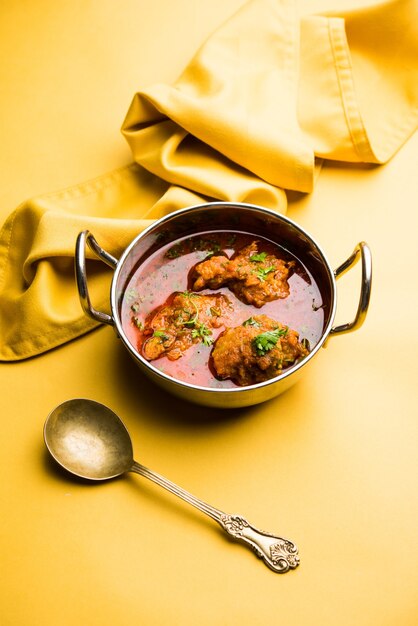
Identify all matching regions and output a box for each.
[153,330,169,341]
[197,239,221,254]
[131,302,140,313]
[181,292,199,326]
[254,265,275,281]
[126,287,138,301]
[243,317,261,327]
[179,293,212,346]
[252,327,288,356]
[301,338,311,351]
[250,252,268,263]
[132,316,143,330]
[191,323,213,346]
[165,245,182,259]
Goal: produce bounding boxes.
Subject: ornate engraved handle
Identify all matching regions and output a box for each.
[220,514,299,573]
[131,461,299,574]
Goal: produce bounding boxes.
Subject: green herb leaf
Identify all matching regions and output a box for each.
[254,266,275,282]
[181,291,199,326]
[301,338,311,351]
[252,327,288,356]
[243,317,261,327]
[153,330,169,341]
[132,316,143,330]
[191,323,213,346]
[126,288,138,301]
[165,245,182,259]
[250,252,267,263]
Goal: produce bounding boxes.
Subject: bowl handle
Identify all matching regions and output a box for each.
[75,230,118,326]
[329,241,372,338]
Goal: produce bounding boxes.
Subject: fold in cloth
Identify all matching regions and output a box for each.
[1,0,417,360]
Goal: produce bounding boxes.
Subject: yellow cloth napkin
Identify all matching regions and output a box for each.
[0,0,417,360]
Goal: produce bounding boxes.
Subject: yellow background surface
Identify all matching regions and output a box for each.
[1,1,417,625]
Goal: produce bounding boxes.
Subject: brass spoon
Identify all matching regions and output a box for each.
[44,398,299,573]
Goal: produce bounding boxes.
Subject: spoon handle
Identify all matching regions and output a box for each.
[131,461,299,573]
[131,461,223,522]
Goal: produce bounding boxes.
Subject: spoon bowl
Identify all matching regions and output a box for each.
[44,398,300,573]
[44,398,133,480]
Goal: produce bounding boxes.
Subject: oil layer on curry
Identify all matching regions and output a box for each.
[121,231,325,388]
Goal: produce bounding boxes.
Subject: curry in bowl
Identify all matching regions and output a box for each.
[76,202,371,408]
[120,231,324,389]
